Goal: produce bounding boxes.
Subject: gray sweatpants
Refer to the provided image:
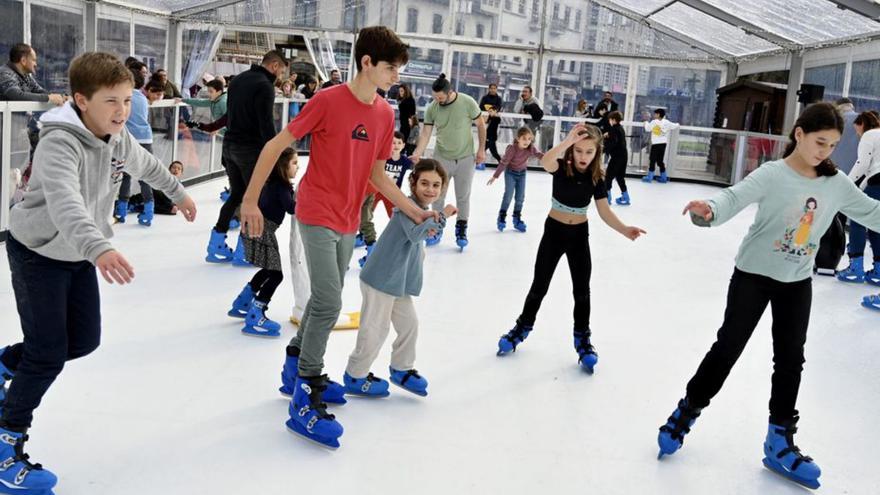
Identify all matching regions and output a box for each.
[290,223,355,377]
[346,281,419,378]
[432,154,476,221]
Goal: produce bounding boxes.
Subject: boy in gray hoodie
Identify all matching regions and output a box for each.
[0,52,197,494]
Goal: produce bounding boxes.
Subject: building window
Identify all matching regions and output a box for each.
[558,59,565,72]
[526,59,533,71]
[476,24,485,38]
[407,8,418,32]
[456,20,464,36]
[575,9,582,29]
[505,0,512,10]
[552,2,560,19]
[342,0,365,31]
[569,60,576,72]
[564,6,571,26]
[293,0,318,27]
[432,14,443,34]
[501,35,509,42]
[519,0,527,14]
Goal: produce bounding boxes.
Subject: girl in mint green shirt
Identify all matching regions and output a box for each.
[656,103,880,490]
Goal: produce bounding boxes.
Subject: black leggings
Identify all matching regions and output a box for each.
[606,155,628,193]
[518,217,592,330]
[486,117,502,162]
[649,143,667,172]
[215,142,259,233]
[685,269,811,424]
[249,269,283,303]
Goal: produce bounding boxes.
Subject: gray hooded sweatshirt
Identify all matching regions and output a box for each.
[9,102,186,264]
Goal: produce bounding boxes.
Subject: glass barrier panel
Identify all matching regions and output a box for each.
[743,135,788,178]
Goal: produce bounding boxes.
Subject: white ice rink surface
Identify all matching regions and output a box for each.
[1,159,878,495]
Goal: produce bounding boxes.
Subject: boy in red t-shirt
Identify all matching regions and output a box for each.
[240,26,434,448]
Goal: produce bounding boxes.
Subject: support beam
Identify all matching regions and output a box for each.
[591,0,733,62]
[827,0,880,21]
[173,0,248,18]
[85,1,97,52]
[677,0,798,49]
[168,20,183,88]
[782,51,804,134]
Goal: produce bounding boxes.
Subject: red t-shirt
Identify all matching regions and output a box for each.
[287,84,394,233]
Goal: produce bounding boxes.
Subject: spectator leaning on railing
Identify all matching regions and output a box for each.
[0,43,65,105]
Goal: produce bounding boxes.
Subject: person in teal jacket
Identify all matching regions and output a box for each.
[181,79,227,135]
[656,102,880,490]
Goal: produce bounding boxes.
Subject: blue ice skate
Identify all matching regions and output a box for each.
[455,221,468,251]
[231,235,252,267]
[354,233,366,248]
[205,229,234,263]
[389,367,428,397]
[0,427,57,495]
[573,330,598,373]
[497,211,506,232]
[227,284,255,318]
[241,300,281,338]
[497,322,533,356]
[285,375,344,449]
[658,171,669,183]
[0,347,13,407]
[606,193,612,205]
[475,162,486,171]
[113,200,128,223]
[657,398,702,459]
[137,200,154,227]
[641,171,654,183]
[512,211,527,233]
[616,191,631,206]
[228,218,240,230]
[342,372,390,398]
[762,417,821,489]
[865,266,880,286]
[358,244,375,269]
[279,351,347,404]
[219,187,230,202]
[837,257,865,283]
[862,294,880,311]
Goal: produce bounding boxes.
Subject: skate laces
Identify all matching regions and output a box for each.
[660,401,701,441]
[13,435,43,471]
[307,376,335,421]
[772,423,814,469]
[574,334,596,355]
[398,369,422,385]
[503,324,531,344]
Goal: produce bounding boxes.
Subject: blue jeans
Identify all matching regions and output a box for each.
[2,236,101,428]
[848,184,880,260]
[500,169,526,214]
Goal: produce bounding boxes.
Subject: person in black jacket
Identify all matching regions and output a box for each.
[603,111,630,205]
[206,49,289,263]
[396,83,416,150]
[479,83,504,163]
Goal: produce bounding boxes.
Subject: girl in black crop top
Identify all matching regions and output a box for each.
[227,148,298,338]
[496,124,645,373]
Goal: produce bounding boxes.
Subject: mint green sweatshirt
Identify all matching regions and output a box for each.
[696,160,880,282]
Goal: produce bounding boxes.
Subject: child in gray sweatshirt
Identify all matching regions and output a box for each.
[0,52,196,494]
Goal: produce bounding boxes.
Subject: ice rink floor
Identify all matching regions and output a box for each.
[1,159,878,495]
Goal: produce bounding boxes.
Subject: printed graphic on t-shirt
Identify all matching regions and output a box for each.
[352,124,369,142]
[652,124,662,136]
[774,196,819,259]
[385,160,406,183]
[110,157,126,184]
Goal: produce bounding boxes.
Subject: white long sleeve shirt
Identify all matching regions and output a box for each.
[644,118,679,145]
[849,128,880,190]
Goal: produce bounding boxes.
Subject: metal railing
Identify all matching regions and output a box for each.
[1,97,788,236]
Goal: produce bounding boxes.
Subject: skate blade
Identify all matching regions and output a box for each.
[205,255,233,263]
[762,457,820,490]
[286,420,340,449]
[390,381,427,397]
[866,278,880,287]
[241,328,281,338]
[227,311,247,319]
[862,301,880,311]
[0,487,55,495]
[344,390,390,399]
